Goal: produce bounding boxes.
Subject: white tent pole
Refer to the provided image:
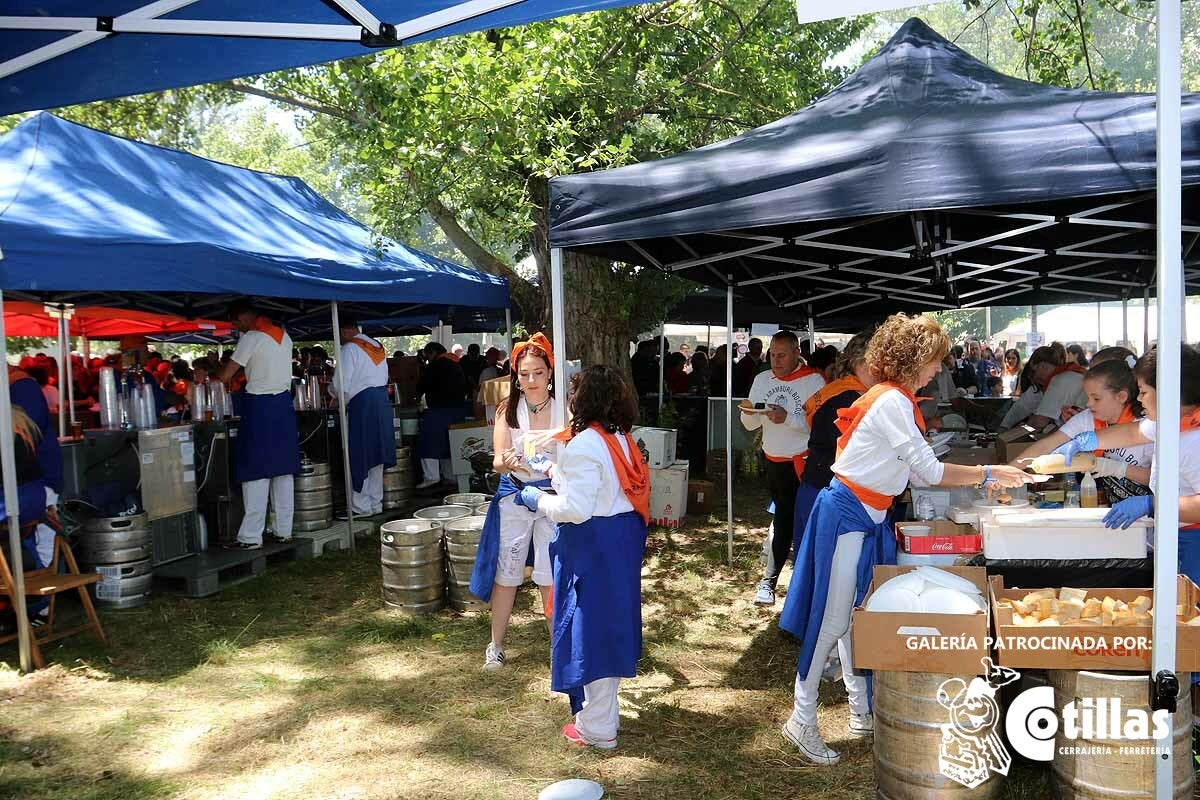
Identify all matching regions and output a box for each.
[985,306,992,341]
[706,324,711,351]
[0,291,33,671]
[1096,302,1102,351]
[504,307,512,340]
[81,335,90,361]
[550,249,567,427]
[657,324,665,417]
[726,281,734,566]
[330,301,355,552]
[55,312,66,438]
[1153,2,1182,795]
[1122,298,1128,350]
[807,313,816,354]
[65,316,75,427]
[1143,287,1151,353]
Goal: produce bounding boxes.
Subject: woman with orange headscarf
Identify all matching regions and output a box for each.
[517,365,648,751]
[469,332,563,671]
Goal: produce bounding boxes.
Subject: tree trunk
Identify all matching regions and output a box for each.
[530,189,633,379]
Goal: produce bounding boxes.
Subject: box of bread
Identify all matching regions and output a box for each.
[989,575,1200,670]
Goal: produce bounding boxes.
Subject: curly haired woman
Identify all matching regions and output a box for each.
[782,314,1031,765]
[515,365,649,750]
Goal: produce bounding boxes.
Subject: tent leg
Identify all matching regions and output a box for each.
[550,249,567,426]
[0,291,32,671]
[1143,287,1150,353]
[55,312,66,438]
[504,307,512,341]
[1153,2,1182,795]
[1096,302,1102,352]
[1030,304,1037,339]
[657,324,665,418]
[726,281,734,567]
[807,314,815,354]
[1122,299,1128,350]
[330,302,355,553]
[65,323,75,427]
[81,336,90,362]
[984,307,991,341]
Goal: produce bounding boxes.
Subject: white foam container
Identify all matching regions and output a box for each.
[896,551,960,567]
[981,508,1150,560]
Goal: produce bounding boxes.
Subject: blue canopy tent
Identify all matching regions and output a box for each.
[0,113,511,665]
[0,0,652,116]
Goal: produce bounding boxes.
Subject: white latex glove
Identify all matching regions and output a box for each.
[1089,457,1129,479]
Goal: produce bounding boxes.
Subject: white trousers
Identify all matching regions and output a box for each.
[790,530,870,728]
[494,495,554,586]
[352,464,384,515]
[420,458,451,482]
[239,475,295,544]
[575,677,621,742]
[34,487,58,566]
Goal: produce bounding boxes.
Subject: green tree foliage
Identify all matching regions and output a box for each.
[246,1,869,367]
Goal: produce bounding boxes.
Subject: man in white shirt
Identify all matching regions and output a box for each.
[740,330,825,606]
[330,318,395,516]
[219,299,301,549]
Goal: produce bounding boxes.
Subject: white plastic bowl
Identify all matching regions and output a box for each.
[920,586,985,615]
[539,780,605,800]
[877,571,927,596]
[916,566,981,595]
[865,585,923,613]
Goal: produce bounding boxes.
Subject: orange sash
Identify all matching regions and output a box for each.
[252,316,285,345]
[1041,362,1085,390]
[512,332,554,369]
[803,375,867,430]
[1092,404,1138,455]
[833,382,926,511]
[778,365,824,382]
[1182,407,1200,432]
[438,352,460,363]
[349,336,387,365]
[590,424,650,525]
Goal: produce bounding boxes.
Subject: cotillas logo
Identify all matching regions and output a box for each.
[937,658,1173,789]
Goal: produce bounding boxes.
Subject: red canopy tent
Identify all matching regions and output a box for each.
[4,301,231,340]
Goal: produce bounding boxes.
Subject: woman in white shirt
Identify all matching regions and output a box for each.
[782,314,1030,766]
[517,365,649,750]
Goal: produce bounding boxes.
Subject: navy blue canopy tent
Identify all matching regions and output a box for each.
[0,0,652,116]
[549,18,1200,325]
[0,113,509,321]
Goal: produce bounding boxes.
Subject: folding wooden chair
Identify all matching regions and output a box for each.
[0,518,107,670]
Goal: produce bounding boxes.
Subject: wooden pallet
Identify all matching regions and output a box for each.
[293,521,370,559]
[153,540,302,598]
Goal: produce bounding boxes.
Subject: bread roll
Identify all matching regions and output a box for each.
[1030,452,1097,474]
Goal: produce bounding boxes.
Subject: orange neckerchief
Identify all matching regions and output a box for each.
[590,423,649,525]
[833,382,926,511]
[7,367,31,386]
[438,352,460,363]
[804,375,867,430]
[252,315,285,345]
[1182,407,1200,432]
[776,365,824,382]
[1041,362,1086,390]
[349,336,387,366]
[511,332,554,369]
[1093,404,1138,455]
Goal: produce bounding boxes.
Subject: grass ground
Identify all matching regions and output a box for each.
[0,485,1053,800]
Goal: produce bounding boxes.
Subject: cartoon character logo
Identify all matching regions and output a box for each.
[459,436,489,460]
[636,436,650,464]
[936,657,1020,789]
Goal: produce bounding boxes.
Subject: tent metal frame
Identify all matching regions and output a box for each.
[0,0,526,80]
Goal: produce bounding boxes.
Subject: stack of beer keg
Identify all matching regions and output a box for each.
[294,461,333,532]
[383,445,415,512]
[77,513,153,609]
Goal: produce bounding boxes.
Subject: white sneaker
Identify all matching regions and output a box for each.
[754,580,776,607]
[848,712,873,737]
[416,478,440,490]
[483,642,506,671]
[782,719,840,765]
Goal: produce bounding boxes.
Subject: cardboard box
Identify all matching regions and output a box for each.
[688,479,715,514]
[989,575,1200,671]
[996,424,1042,463]
[896,520,982,555]
[631,426,677,469]
[851,565,991,674]
[650,461,689,528]
[447,422,492,476]
[941,444,995,466]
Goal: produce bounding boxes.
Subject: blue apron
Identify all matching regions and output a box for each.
[791,481,822,559]
[550,510,647,714]
[780,478,895,682]
[417,406,467,460]
[234,391,301,483]
[1179,528,1200,595]
[469,474,551,602]
[347,385,396,492]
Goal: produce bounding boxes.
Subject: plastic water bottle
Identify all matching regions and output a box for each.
[1065,473,1081,509]
[1080,471,1098,508]
[916,495,936,521]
